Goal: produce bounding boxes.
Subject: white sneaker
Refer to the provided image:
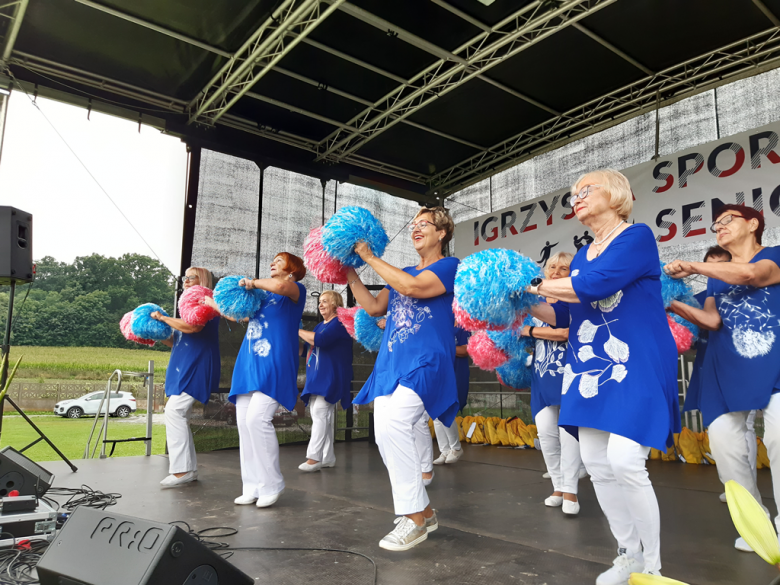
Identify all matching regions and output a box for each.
[299,461,322,472]
[234,494,257,505]
[433,452,448,465]
[595,550,644,585]
[394,510,439,533]
[379,517,428,551]
[562,500,580,515]
[643,570,662,576]
[445,449,463,464]
[322,461,336,468]
[735,537,754,552]
[719,492,727,503]
[545,495,563,507]
[256,489,284,508]
[542,472,551,479]
[423,470,435,487]
[160,471,198,488]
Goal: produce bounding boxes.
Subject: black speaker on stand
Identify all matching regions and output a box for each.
[0,207,77,471]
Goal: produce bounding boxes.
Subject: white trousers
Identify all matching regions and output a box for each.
[535,406,582,494]
[579,428,662,573]
[709,397,780,531]
[236,392,284,498]
[414,412,434,473]
[374,386,431,515]
[164,393,197,474]
[306,395,337,465]
[434,418,462,455]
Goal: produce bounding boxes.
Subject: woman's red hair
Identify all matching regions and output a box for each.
[276,252,307,281]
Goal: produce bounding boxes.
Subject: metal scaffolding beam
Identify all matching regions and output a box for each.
[188,0,344,126]
[0,0,27,64]
[432,27,780,195]
[315,0,616,163]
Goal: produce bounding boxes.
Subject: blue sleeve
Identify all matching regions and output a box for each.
[314,320,352,347]
[693,290,707,305]
[424,257,459,293]
[551,301,571,328]
[571,224,658,304]
[706,278,715,298]
[762,246,780,268]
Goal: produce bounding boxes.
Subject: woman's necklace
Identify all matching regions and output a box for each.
[593,220,626,256]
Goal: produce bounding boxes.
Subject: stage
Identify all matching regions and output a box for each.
[41,442,779,585]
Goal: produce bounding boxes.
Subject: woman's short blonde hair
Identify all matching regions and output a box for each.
[186,267,213,289]
[571,168,633,221]
[544,252,573,279]
[319,290,344,308]
[413,206,455,249]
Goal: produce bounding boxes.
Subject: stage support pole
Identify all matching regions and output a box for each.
[146,360,154,456]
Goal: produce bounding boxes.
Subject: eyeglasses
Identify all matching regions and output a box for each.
[182,275,199,282]
[409,220,433,232]
[710,214,744,233]
[571,184,602,203]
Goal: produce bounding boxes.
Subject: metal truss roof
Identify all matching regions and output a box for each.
[4,0,780,202]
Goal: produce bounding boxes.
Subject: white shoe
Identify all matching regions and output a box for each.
[234,494,257,505]
[299,461,322,472]
[394,510,439,533]
[160,471,198,488]
[379,517,428,551]
[643,570,662,576]
[544,495,563,507]
[542,472,551,479]
[735,537,754,552]
[256,489,284,508]
[445,449,463,464]
[433,452,448,465]
[719,492,727,503]
[595,550,644,585]
[562,500,580,515]
[322,461,336,468]
[579,467,589,479]
[423,471,434,487]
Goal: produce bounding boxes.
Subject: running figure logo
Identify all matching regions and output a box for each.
[537,241,558,267]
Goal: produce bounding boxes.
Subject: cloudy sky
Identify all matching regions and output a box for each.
[0,91,187,276]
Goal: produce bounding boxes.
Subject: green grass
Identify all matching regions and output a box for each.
[0,417,167,461]
[10,346,169,381]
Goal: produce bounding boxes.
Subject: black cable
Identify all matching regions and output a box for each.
[0,537,49,585]
[6,281,33,341]
[46,485,121,511]
[168,521,235,551]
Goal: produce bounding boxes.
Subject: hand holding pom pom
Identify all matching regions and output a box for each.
[322,206,389,268]
[179,285,220,326]
[120,312,154,347]
[214,275,267,321]
[131,304,173,341]
[304,227,349,285]
[659,261,695,308]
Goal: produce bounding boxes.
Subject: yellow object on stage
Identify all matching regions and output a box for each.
[725,479,780,566]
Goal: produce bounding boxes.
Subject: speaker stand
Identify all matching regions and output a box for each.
[1,281,78,472]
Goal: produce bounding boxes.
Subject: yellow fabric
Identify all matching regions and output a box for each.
[428,417,435,438]
[725,479,780,565]
[461,416,474,443]
[757,437,771,469]
[649,448,663,460]
[472,416,486,444]
[661,433,681,462]
[678,427,703,464]
[495,418,510,446]
[696,431,716,465]
[455,416,465,441]
[485,418,499,445]
[526,424,538,442]
[506,419,525,447]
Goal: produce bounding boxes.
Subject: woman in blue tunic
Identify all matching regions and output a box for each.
[522,251,583,516]
[667,205,780,549]
[432,326,470,465]
[204,253,307,508]
[346,206,459,552]
[153,267,220,488]
[297,290,353,472]
[528,169,679,583]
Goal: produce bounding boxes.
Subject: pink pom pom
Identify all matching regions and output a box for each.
[454,300,491,332]
[467,331,509,371]
[178,285,220,326]
[120,312,155,347]
[337,307,359,339]
[667,314,694,353]
[304,226,349,285]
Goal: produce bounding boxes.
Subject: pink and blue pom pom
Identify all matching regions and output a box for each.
[213,276,267,321]
[667,314,695,353]
[120,312,154,347]
[467,331,508,370]
[322,206,389,268]
[131,303,172,341]
[454,249,541,330]
[304,226,350,285]
[496,356,533,390]
[354,308,384,352]
[178,285,220,326]
[336,307,359,338]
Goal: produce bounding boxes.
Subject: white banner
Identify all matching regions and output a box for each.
[453,121,780,263]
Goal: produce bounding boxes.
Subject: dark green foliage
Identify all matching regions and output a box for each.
[0,254,175,350]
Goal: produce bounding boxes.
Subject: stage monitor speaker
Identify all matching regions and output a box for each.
[37,507,254,585]
[0,206,33,285]
[0,446,54,498]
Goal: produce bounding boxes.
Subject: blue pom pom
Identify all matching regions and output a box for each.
[487,329,533,361]
[659,262,694,308]
[671,295,700,339]
[213,276,267,320]
[322,206,389,268]
[354,309,384,353]
[130,303,172,341]
[454,249,541,329]
[496,356,533,390]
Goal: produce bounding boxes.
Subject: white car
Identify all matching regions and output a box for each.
[54,391,137,419]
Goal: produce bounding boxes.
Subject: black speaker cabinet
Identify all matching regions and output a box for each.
[37,507,254,585]
[0,446,53,498]
[0,206,33,284]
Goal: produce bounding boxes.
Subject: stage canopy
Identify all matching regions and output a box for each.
[3,0,780,203]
